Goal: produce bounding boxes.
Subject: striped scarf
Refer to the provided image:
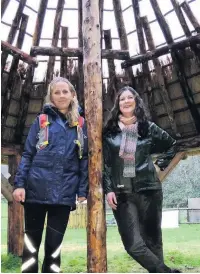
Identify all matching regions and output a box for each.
[118,116,138,177]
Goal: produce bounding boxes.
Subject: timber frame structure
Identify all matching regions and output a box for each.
[1,0,200,272]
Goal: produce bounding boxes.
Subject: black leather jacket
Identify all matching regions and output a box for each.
[103,122,177,194]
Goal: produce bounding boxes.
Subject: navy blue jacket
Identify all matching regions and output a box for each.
[14,105,88,209]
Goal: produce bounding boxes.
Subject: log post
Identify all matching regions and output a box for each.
[60,26,69,78]
[15,0,48,144]
[1,0,10,17]
[82,0,107,272]
[112,0,135,87]
[1,14,29,134]
[1,0,27,74]
[8,154,24,256]
[150,0,200,133]
[104,29,118,101]
[181,1,200,33]
[141,16,179,136]
[45,0,65,88]
[132,0,154,120]
[78,0,84,107]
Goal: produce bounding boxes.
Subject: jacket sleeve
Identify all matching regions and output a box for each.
[77,122,88,198]
[150,122,177,171]
[14,118,39,190]
[103,139,114,194]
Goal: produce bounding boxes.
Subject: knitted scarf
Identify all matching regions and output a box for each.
[118,115,138,177]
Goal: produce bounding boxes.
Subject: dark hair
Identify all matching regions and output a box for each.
[103,86,149,138]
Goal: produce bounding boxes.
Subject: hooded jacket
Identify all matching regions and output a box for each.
[14,105,88,208]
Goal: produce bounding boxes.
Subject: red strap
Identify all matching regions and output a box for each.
[39,114,48,128]
[78,116,84,128]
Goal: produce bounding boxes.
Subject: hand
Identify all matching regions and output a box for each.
[107,192,117,210]
[77,197,86,203]
[154,163,161,173]
[13,188,25,203]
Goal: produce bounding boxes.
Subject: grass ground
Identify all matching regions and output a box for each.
[1,203,200,273]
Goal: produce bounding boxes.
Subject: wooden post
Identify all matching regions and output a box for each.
[46,0,65,88]
[8,154,24,256]
[141,16,179,135]
[60,26,69,78]
[112,0,135,87]
[132,0,154,120]
[78,0,84,107]
[181,1,200,33]
[15,0,48,144]
[150,0,200,133]
[1,0,10,17]
[104,29,118,101]
[1,0,27,74]
[31,46,130,59]
[82,0,107,272]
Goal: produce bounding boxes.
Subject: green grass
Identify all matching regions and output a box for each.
[1,201,200,273]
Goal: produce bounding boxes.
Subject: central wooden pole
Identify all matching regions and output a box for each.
[82,0,107,272]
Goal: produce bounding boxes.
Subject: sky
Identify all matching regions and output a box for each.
[1,0,200,80]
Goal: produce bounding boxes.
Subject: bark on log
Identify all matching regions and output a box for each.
[112,0,135,87]
[181,1,200,33]
[141,16,179,136]
[82,0,107,272]
[60,26,69,78]
[1,0,27,74]
[1,41,38,66]
[121,34,200,68]
[8,155,24,256]
[31,46,130,60]
[46,0,65,88]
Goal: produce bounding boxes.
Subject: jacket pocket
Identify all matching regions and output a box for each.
[32,151,55,167]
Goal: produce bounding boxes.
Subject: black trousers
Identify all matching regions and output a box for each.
[113,190,171,273]
[22,203,71,273]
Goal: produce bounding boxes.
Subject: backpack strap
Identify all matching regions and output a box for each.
[36,114,50,151]
[74,116,85,159]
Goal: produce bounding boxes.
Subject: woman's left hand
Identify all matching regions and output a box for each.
[77,197,86,203]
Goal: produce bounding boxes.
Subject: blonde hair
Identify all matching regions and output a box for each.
[45,77,80,126]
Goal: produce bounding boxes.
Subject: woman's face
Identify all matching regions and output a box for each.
[119,90,136,117]
[51,82,74,113]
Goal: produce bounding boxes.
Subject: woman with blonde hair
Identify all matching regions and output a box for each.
[13,77,88,273]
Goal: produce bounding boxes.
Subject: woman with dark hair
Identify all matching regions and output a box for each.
[103,86,180,273]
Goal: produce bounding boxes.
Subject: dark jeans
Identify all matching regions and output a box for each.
[113,190,171,273]
[22,203,71,273]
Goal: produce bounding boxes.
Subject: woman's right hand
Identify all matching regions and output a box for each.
[13,188,25,203]
[106,192,117,210]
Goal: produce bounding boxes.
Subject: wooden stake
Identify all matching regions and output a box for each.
[112,0,135,87]
[46,0,65,87]
[104,29,118,101]
[1,0,27,74]
[8,155,24,256]
[82,0,107,272]
[60,26,69,78]
[181,1,200,33]
[1,0,10,17]
[78,0,84,107]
